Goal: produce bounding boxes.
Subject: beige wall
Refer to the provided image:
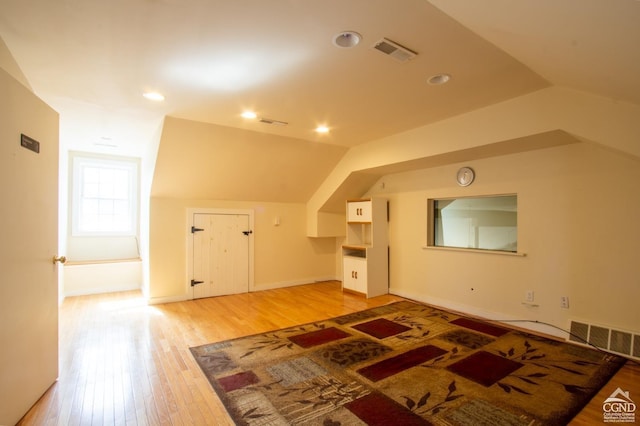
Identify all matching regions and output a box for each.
[148,85,640,337]
[368,142,640,335]
[306,85,640,336]
[149,198,336,303]
[307,87,640,236]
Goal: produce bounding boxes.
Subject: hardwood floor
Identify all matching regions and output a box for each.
[18,281,639,425]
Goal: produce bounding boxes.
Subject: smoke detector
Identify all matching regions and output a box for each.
[333,31,362,48]
[372,38,417,62]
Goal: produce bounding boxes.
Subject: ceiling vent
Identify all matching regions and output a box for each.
[258,118,288,126]
[372,38,417,62]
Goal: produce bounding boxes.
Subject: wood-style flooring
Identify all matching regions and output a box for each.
[18,281,640,425]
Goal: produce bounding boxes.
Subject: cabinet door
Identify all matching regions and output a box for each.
[343,256,367,293]
[347,201,372,222]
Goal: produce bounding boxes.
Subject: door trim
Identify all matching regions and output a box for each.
[186,208,254,299]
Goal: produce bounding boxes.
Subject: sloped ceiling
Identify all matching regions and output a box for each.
[1,0,639,202]
[152,117,347,202]
[429,0,640,106]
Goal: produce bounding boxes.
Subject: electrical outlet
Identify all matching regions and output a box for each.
[560,296,570,309]
[525,290,534,302]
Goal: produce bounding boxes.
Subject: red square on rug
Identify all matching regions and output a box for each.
[345,392,433,425]
[446,350,523,387]
[450,317,510,337]
[217,370,260,392]
[352,318,412,339]
[357,345,447,382]
[287,327,351,348]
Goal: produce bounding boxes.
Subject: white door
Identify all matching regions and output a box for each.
[0,69,59,425]
[192,213,250,298]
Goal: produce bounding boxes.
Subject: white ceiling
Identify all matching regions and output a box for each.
[1,0,639,199]
[429,0,640,106]
[0,0,550,152]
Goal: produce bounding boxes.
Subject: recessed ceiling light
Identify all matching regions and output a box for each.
[428,74,451,85]
[143,91,165,101]
[241,111,257,119]
[315,125,330,134]
[333,31,362,48]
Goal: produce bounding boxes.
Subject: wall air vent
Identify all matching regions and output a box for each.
[372,38,417,62]
[258,118,288,126]
[569,320,639,360]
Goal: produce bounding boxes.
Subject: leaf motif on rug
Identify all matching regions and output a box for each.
[438,329,495,349]
[317,338,393,367]
[490,338,608,399]
[401,379,464,416]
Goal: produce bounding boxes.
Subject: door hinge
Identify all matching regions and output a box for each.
[191,226,204,233]
[242,230,253,236]
[191,279,204,287]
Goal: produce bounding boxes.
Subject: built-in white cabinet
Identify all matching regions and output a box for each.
[343,255,367,294]
[342,198,388,298]
[347,201,372,222]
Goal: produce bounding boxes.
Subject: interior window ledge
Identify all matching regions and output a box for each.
[64,257,142,266]
[422,246,526,257]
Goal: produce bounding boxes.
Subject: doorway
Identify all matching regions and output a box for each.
[188,209,254,299]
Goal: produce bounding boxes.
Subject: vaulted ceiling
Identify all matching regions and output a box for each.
[1,0,639,202]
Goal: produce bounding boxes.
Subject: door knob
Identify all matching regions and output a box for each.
[52,255,67,264]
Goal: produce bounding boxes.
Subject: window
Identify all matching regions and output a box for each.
[72,154,139,236]
[428,194,517,253]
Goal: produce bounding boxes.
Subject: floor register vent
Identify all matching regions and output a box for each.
[569,320,640,360]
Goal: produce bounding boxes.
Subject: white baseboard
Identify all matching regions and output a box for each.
[65,283,141,297]
[390,287,566,339]
[147,294,190,305]
[148,276,340,305]
[250,276,339,292]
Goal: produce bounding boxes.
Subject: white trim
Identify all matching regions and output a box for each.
[64,283,141,297]
[186,208,255,300]
[147,294,190,305]
[253,276,339,291]
[70,152,140,237]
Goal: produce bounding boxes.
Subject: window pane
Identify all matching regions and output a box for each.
[430,195,517,252]
[73,156,138,235]
[113,171,129,199]
[83,167,100,183]
[113,199,129,216]
[83,182,100,198]
[82,198,99,215]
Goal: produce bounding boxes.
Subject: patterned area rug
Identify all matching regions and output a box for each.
[190,301,625,425]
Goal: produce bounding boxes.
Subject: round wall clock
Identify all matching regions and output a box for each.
[456,167,475,187]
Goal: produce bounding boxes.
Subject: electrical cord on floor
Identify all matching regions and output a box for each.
[488,318,640,366]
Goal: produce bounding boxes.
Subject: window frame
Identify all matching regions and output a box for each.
[70,153,140,237]
[427,194,519,255]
